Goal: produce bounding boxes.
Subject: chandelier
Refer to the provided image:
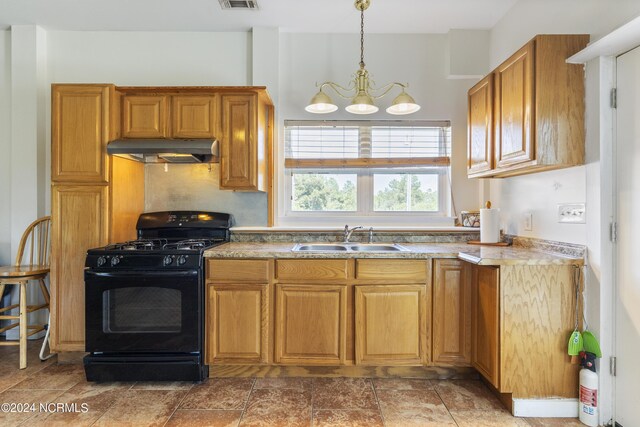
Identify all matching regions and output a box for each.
[305,0,420,115]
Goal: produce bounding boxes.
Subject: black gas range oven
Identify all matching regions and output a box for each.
[83,211,232,382]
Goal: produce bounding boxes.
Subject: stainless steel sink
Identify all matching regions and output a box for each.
[293,244,349,251]
[349,244,407,252]
[291,243,410,252]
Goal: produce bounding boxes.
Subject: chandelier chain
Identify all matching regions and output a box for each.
[360,7,365,69]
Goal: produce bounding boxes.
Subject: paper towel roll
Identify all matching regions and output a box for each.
[480,208,500,243]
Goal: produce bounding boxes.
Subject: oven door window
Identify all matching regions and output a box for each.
[103,287,181,333]
[85,269,200,353]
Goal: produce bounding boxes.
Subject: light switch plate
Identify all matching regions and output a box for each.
[558,203,586,224]
[523,212,533,231]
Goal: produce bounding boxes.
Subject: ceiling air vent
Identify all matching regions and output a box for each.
[218,0,259,10]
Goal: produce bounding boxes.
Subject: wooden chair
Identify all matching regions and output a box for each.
[0,216,51,369]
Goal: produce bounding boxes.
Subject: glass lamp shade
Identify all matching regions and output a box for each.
[386,91,421,115]
[345,92,379,114]
[305,90,338,114]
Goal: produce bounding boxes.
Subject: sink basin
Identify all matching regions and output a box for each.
[291,243,410,252]
[293,244,349,251]
[349,244,407,252]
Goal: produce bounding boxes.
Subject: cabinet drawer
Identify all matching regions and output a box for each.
[356,259,428,282]
[276,259,348,281]
[207,259,269,282]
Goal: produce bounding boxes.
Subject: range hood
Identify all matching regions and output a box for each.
[107,139,219,163]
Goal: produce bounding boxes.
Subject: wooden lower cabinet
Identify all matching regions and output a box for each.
[472,265,500,388]
[206,283,269,364]
[355,285,428,365]
[432,259,472,365]
[274,283,347,365]
[50,184,109,352]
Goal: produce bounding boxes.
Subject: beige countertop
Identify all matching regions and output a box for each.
[204,242,583,266]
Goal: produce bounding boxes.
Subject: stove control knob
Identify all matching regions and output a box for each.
[163,255,174,266]
[110,256,120,266]
[97,256,107,267]
[177,255,188,266]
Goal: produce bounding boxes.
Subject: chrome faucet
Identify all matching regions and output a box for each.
[368,227,374,243]
[343,225,364,242]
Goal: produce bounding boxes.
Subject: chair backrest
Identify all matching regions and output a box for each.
[15,216,51,267]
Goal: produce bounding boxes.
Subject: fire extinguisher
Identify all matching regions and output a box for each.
[579,351,598,426]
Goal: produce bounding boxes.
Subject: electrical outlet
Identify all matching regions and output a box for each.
[558,203,586,224]
[523,212,533,231]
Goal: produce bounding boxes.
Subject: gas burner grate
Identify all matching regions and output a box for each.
[105,239,169,251]
[162,239,225,251]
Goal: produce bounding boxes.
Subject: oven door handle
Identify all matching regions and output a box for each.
[85,270,198,279]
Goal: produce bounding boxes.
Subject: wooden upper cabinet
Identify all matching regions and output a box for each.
[220,93,269,191]
[122,95,169,138]
[467,34,589,178]
[472,265,500,389]
[432,259,472,366]
[115,87,272,192]
[495,41,535,170]
[172,95,217,138]
[50,184,109,352]
[52,85,114,183]
[468,75,494,176]
[355,284,428,365]
[220,94,256,190]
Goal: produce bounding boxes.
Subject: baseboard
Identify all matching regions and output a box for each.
[512,398,578,417]
[209,364,480,379]
[57,351,87,364]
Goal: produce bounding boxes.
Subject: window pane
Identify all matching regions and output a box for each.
[371,127,444,158]
[373,174,439,212]
[292,173,357,211]
[286,126,359,159]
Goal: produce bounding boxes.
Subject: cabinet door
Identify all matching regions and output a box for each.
[355,285,428,365]
[220,94,257,190]
[50,185,109,352]
[468,75,494,176]
[472,265,500,388]
[52,85,112,183]
[172,95,217,138]
[275,284,347,365]
[122,95,168,138]
[495,41,535,169]
[432,259,472,365]
[207,283,268,364]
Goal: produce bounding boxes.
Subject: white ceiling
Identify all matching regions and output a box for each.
[0,0,519,33]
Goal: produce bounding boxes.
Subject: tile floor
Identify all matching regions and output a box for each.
[0,340,585,426]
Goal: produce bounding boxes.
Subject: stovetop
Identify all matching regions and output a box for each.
[103,238,225,252]
[86,238,227,270]
[85,210,232,271]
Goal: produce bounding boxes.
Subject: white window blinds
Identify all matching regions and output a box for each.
[284,120,451,168]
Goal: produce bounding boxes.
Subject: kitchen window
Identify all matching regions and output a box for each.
[283,120,452,226]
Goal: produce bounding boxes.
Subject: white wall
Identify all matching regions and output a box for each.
[278,32,479,222]
[490,0,640,68]
[0,30,11,266]
[47,31,251,86]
